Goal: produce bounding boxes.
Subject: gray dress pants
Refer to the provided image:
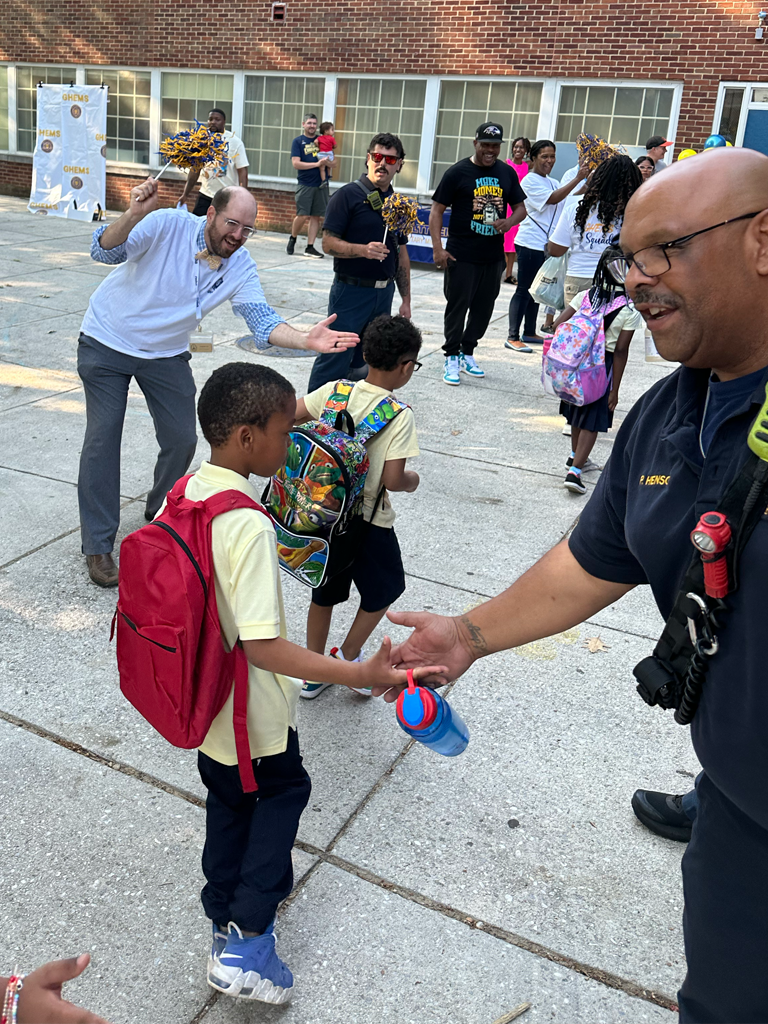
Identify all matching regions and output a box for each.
[77,333,197,555]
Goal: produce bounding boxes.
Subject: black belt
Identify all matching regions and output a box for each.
[335,273,393,290]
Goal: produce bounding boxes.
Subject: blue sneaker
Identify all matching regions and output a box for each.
[208,920,294,1003]
[443,355,460,386]
[207,921,228,979]
[300,679,331,700]
[459,353,485,378]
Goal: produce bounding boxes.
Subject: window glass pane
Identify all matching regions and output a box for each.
[15,64,77,151]
[161,72,234,137]
[0,67,8,150]
[555,84,674,151]
[85,69,152,164]
[242,75,325,177]
[431,79,543,188]
[718,88,744,144]
[335,77,426,190]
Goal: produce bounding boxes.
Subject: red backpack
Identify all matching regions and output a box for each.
[112,474,271,793]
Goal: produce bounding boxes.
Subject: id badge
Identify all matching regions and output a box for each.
[189,325,214,353]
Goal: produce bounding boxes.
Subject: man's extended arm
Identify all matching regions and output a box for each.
[178,167,201,206]
[430,202,454,269]
[97,176,158,251]
[322,229,390,262]
[379,539,635,693]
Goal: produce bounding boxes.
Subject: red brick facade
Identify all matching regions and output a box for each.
[2,0,766,226]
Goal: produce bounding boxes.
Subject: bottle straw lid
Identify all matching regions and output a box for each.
[396,670,438,730]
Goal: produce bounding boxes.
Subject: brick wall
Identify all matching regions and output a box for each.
[0,159,299,231]
[2,1,765,151]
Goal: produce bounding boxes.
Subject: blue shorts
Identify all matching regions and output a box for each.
[311,525,405,612]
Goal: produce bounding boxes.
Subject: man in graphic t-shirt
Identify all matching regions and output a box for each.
[287,113,330,258]
[430,123,526,385]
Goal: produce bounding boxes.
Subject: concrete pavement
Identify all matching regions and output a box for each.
[0,195,693,1024]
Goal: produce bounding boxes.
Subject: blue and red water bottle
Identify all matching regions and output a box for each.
[395,670,469,756]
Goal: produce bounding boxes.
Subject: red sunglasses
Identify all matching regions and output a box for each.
[369,152,400,165]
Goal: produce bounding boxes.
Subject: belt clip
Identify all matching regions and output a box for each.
[685,592,719,657]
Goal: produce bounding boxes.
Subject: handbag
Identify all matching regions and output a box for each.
[529,254,567,310]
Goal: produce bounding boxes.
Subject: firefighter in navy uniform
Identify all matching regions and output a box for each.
[379,147,768,1024]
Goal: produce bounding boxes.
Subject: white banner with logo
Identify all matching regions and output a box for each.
[28,84,108,221]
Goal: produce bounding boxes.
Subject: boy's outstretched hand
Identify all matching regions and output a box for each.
[358,636,448,693]
[16,954,110,1023]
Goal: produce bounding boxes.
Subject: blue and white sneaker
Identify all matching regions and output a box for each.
[207,921,228,979]
[459,354,485,378]
[443,356,460,386]
[331,645,371,696]
[300,678,331,699]
[208,920,294,1004]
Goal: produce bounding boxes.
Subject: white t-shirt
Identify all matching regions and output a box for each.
[550,203,622,277]
[559,164,579,187]
[515,173,562,251]
[571,290,644,352]
[199,130,249,197]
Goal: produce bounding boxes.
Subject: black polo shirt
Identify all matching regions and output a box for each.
[570,362,768,829]
[323,176,408,281]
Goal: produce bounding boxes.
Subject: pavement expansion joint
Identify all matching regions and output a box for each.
[419,445,586,481]
[0,463,80,489]
[0,384,82,415]
[0,705,678,1014]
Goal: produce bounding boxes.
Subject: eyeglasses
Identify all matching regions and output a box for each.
[604,211,763,283]
[369,152,400,165]
[222,218,255,237]
[401,359,422,370]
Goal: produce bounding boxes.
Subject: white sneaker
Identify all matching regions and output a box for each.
[459,353,485,378]
[331,646,372,696]
[443,356,460,386]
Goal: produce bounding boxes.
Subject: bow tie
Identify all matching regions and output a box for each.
[195,248,222,270]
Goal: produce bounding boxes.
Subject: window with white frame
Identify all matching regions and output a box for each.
[16,65,78,152]
[717,87,745,144]
[85,69,151,164]
[431,80,543,188]
[242,75,325,178]
[334,79,427,190]
[0,67,8,150]
[161,72,233,138]
[556,85,674,148]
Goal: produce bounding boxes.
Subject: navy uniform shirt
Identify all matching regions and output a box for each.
[569,362,768,829]
[291,134,322,187]
[323,176,408,281]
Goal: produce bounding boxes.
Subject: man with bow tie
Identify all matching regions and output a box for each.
[77,177,359,587]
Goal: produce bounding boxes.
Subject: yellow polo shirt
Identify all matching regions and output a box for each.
[182,461,302,763]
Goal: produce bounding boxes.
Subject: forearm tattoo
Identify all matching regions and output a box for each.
[395,259,410,300]
[323,229,354,259]
[459,615,489,655]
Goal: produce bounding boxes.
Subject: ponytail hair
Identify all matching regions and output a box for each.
[530,139,556,161]
[589,248,627,310]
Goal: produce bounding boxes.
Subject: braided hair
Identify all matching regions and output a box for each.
[574,155,642,239]
[589,248,627,311]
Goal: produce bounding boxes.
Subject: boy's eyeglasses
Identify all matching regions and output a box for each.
[604,210,762,284]
[369,152,400,165]
[401,359,422,370]
[222,218,255,237]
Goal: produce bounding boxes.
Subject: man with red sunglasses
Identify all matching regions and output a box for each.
[306,132,412,391]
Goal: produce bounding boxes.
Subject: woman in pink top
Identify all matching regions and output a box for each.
[504,136,531,284]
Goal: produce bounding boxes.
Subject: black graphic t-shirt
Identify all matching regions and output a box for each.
[432,157,525,263]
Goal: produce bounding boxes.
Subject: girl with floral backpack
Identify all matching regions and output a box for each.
[545,250,643,495]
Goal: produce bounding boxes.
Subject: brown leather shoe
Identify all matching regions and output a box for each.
[86,553,119,588]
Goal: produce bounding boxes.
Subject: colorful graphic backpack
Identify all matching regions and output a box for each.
[262,380,408,588]
[543,292,628,406]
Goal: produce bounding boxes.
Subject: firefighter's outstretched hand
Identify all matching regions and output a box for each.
[358,637,448,692]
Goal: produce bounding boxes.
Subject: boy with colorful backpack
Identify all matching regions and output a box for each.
[543,250,642,495]
[115,360,443,1006]
[295,314,422,698]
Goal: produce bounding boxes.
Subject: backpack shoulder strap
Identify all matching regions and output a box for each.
[203,489,272,522]
[355,394,409,444]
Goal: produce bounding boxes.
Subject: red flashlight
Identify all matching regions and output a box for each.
[690,512,732,599]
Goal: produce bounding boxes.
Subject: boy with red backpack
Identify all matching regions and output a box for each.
[117,361,443,1006]
[546,251,643,495]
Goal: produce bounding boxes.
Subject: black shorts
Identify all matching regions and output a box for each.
[311,525,405,612]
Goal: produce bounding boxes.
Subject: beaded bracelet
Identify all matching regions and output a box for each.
[1,973,25,1024]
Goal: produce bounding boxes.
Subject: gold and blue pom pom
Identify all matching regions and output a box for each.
[382,193,419,237]
[158,121,228,171]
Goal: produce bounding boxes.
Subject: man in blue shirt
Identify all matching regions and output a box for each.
[287,113,329,259]
[378,148,768,1023]
[306,132,411,392]
[78,178,358,587]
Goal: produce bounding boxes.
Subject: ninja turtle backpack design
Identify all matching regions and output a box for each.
[262,380,408,588]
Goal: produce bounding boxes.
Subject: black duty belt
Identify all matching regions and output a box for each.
[335,273,393,290]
